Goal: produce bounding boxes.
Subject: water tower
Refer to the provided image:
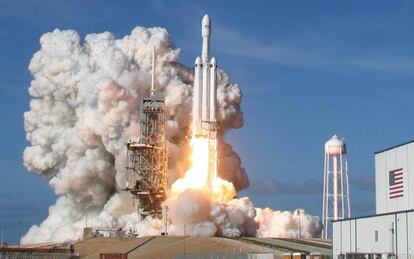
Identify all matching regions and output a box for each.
[322,135,351,239]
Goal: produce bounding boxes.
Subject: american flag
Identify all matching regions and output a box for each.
[389,168,404,199]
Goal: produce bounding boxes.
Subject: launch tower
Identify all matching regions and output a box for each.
[322,135,351,239]
[125,47,168,220]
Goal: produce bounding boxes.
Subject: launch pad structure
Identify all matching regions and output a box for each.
[125,46,168,220]
[125,14,218,219]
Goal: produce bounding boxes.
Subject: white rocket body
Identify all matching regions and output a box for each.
[192,15,218,190]
[192,14,217,137]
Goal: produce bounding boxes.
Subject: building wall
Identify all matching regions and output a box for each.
[375,142,414,214]
[332,210,414,258]
[333,141,414,257]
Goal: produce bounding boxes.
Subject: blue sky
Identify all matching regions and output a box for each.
[1,0,414,243]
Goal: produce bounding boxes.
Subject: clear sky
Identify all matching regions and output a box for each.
[1,0,414,244]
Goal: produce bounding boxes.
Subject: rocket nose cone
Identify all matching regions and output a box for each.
[202,14,211,37]
[202,14,210,25]
[211,57,216,64]
[195,57,202,64]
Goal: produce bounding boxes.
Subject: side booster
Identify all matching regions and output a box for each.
[192,14,217,137]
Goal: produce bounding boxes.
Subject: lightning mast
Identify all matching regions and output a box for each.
[125,46,168,220]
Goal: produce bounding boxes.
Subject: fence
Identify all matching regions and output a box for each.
[0,246,77,259]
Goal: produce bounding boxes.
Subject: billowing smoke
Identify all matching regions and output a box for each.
[22,27,321,243]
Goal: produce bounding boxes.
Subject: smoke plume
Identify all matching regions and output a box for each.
[22,27,321,243]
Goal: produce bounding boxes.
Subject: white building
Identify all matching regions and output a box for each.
[333,140,414,258]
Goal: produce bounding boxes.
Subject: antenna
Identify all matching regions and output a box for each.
[150,45,156,98]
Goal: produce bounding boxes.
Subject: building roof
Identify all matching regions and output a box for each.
[374,139,414,155]
[333,208,414,222]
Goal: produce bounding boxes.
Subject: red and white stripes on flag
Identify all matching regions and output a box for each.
[389,168,404,199]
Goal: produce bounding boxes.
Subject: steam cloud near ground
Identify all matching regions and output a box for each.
[22,27,321,243]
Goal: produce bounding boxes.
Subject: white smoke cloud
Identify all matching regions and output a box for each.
[255,208,322,238]
[22,26,321,243]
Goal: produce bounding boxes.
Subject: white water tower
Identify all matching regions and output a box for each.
[322,135,351,239]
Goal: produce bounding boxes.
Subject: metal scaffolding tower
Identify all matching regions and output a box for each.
[125,46,168,220]
[322,135,351,239]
